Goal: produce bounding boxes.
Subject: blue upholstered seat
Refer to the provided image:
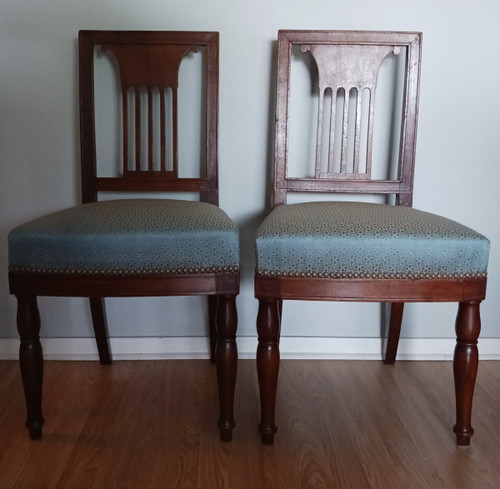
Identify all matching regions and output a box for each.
[256,201,489,280]
[9,199,239,276]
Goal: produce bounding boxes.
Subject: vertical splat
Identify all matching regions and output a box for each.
[302,44,399,180]
[101,43,198,178]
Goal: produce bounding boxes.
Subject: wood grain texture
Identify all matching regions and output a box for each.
[1,359,499,489]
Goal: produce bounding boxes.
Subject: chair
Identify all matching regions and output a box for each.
[255,30,489,445]
[8,31,239,442]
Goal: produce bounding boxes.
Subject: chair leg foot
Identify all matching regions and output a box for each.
[257,298,281,445]
[28,422,44,440]
[454,425,473,446]
[453,301,480,446]
[259,423,277,445]
[215,294,237,441]
[218,420,235,442]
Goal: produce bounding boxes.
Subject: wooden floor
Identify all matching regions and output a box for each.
[0,359,499,489]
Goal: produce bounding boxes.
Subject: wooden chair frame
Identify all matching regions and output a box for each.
[255,30,487,446]
[9,31,239,442]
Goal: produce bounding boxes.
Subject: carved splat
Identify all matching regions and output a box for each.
[302,44,398,179]
[272,31,421,207]
[102,43,199,177]
[80,31,219,205]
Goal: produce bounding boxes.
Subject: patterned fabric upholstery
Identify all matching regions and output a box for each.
[9,199,239,276]
[255,202,489,279]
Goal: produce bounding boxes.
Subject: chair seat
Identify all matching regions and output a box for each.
[9,199,239,276]
[255,201,489,279]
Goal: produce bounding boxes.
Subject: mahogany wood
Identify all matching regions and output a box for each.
[255,30,487,446]
[89,297,112,365]
[215,294,238,441]
[383,302,404,365]
[79,30,220,205]
[16,296,44,440]
[256,298,281,444]
[453,301,481,445]
[9,272,239,298]
[9,30,238,442]
[255,277,486,303]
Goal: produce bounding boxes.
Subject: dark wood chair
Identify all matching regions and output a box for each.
[255,30,489,445]
[8,31,239,442]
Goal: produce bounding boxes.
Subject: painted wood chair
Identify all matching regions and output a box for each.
[8,31,239,442]
[255,30,489,445]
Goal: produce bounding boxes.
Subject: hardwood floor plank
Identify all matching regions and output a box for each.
[0,359,499,489]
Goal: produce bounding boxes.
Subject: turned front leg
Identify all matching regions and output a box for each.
[257,298,281,444]
[453,301,481,446]
[215,294,238,442]
[16,295,44,440]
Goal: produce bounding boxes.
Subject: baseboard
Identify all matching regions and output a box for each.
[1,336,500,361]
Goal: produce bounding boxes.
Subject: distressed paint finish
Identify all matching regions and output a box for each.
[304,43,396,179]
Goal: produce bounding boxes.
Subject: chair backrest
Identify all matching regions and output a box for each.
[79,31,219,205]
[273,30,422,207]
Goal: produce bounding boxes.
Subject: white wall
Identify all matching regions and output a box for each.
[1,0,499,354]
